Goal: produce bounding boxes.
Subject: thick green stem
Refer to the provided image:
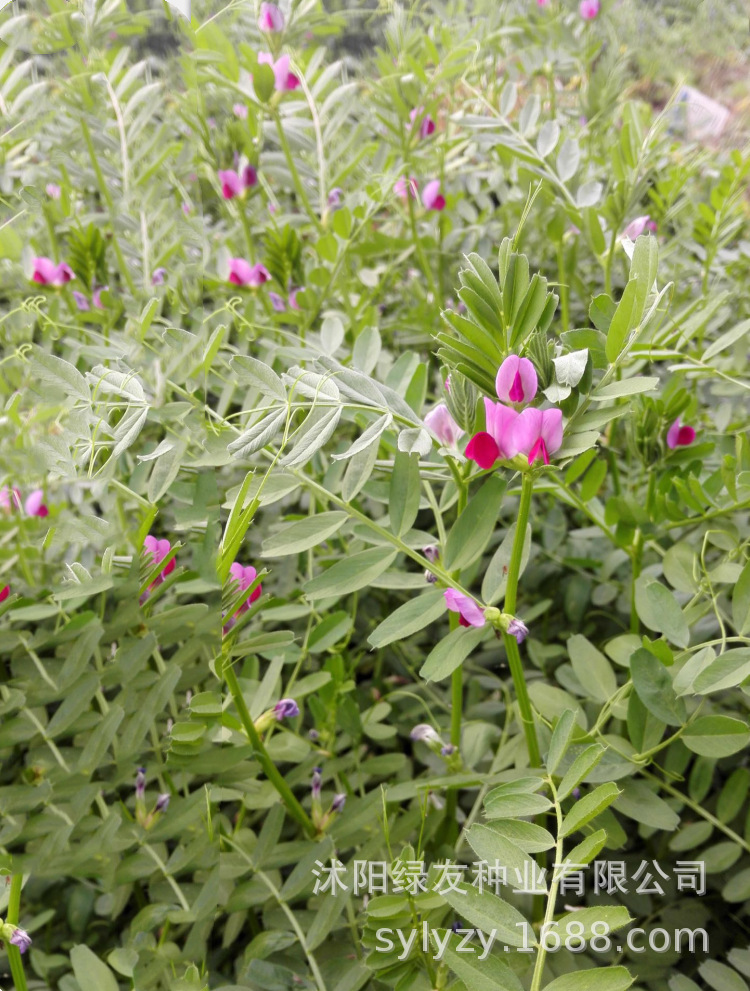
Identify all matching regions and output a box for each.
[223,661,316,838]
[273,112,322,231]
[7,874,29,991]
[530,779,563,991]
[503,474,542,768]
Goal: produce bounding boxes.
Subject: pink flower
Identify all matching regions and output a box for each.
[667,418,696,449]
[537,0,550,7]
[496,355,538,405]
[218,165,258,199]
[24,489,48,517]
[269,292,286,311]
[258,52,300,92]
[579,0,600,18]
[142,536,176,598]
[513,407,564,465]
[424,404,463,448]
[0,486,21,512]
[422,179,445,211]
[409,107,436,139]
[46,183,61,199]
[228,259,271,287]
[327,187,343,208]
[0,585,9,603]
[258,2,284,31]
[32,256,74,286]
[395,176,419,200]
[288,288,301,309]
[233,102,248,119]
[444,589,485,628]
[152,267,167,285]
[73,291,89,311]
[465,399,520,469]
[622,215,655,240]
[224,562,262,633]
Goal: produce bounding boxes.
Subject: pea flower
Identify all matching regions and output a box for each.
[218,164,258,199]
[441,744,456,756]
[507,618,529,644]
[579,0,600,18]
[422,179,446,211]
[152,267,167,285]
[622,215,657,240]
[155,793,170,813]
[410,724,441,744]
[233,102,248,119]
[409,106,436,139]
[1,486,48,517]
[228,258,271,287]
[444,588,486,628]
[0,486,21,512]
[667,418,696,449]
[537,0,550,7]
[312,766,322,800]
[6,926,32,954]
[230,563,263,608]
[258,1,284,31]
[0,586,9,603]
[465,400,520,469]
[274,698,299,719]
[327,187,343,208]
[395,176,419,200]
[288,288,302,310]
[141,536,175,602]
[258,52,300,92]
[496,355,538,405]
[46,183,61,198]
[331,793,346,813]
[269,292,286,312]
[424,404,463,448]
[31,256,74,286]
[513,407,563,465]
[135,766,146,801]
[483,608,530,643]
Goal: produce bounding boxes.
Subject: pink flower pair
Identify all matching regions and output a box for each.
[141,536,176,602]
[395,177,446,212]
[228,259,271,287]
[31,257,74,286]
[218,164,258,200]
[258,52,300,92]
[409,106,436,140]
[667,418,695,449]
[466,402,563,468]
[223,563,262,634]
[0,486,48,517]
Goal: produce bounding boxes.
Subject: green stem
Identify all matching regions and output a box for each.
[557,241,569,333]
[630,529,643,634]
[223,660,316,838]
[6,874,29,991]
[504,473,542,768]
[273,112,322,230]
[530,779,563,991]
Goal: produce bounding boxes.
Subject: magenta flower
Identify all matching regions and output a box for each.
[142,536,175,598]
[409,106,436,139]
[258,52,300,92]
[218,164,258,199]
[622,215,656,240]
[9,928,32,954]
[395,176,419,200]
[445,588,486,627]
[288,288,302,310]
[230,562,263,604]
[667,418,696,449]
[0,585,9,603]
[233,102,248,119]
[259,1,284,31]
[32,256,74,286]
[537,0,550,7]
[0,486,21,512]
[513,407,564,465]
[24,489,49,518]
[422,179,446,211]
[579,0,600,18]
[274,698,300,719]
[228,258,271,287]
[46,183,61,199]
[496,355,538,405]
[424,403,463,448]
[327,187,343,208]
[465,399,520,469]
[152,267,167,285]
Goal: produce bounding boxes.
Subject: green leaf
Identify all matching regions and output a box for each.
[444,475,507,571]
[663,541,699,593]
[546,709,577,775]
[591,376,660,400]
[232,355,286,400]
[32,348,91,403]
[733,561,750,635]
[441,883,529,945]
[281,407,342,467]
[420,625,487,682]
[368,588,447,648]
[556,906,631,941]
[630,649,687,726]
[557,745,606,800]
[438,934,524,991]
[543,966,634,991]
[484,792,552,819]
[70,945,120,991]
[683,716,750,757]
[615,779,680,830]
[389,451,421,537]
[481,522,531,604]
[605,279,640,363]
[566,829,608,868]
[692,649,750,695]
[567,635,617,703]
[478,819,556,854]
[560,782,620,837]
[263,512,348,556]
[305,548,398,599]
[466,825,545,892]
[634,576,690,647]
[698,961,749,991]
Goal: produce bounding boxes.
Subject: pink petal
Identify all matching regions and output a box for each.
[241,165,258,188]
[666,419,681,449]
[422,179,444,211]
[667,419,695,448]
[0,585,9,602]
[219,169,242,199]
[496,355,537,404]
[258,2,284,31]
[465,431,500,469]
[55,263,74,283]
[424,404,463,447]
[512,407,543,456]
[622,215,651,240]
[528,437,549,466]
[444,589,485,627]
[540,407,563,454]
[228,258,255,285]
[24,490,47,516]
[677,425,696,446]
[484,399,519,458]
[31,257,58,285]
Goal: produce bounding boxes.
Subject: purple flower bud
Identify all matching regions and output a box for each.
[441,744,456,756]
[151,267,167,285]
[269,291,286,312]
[572,787,581,800]
[274,698,300,720]
[312,766,322,800]
[424,570,438,584]
[155,793,170,813]
[422,545,440,563]
[507,618,529,644]
[9,927,32,954]
[72,290,90,311]
[450,920,461,933]
[308,728,320,740]
[410,724,441,744]
[327,187,343,208]
[331,793,346,813]
[135,767,146,800]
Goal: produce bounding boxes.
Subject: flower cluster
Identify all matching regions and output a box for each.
[395,176,446,212]
[1,485,49,517]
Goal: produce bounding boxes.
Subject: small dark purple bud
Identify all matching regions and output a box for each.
[572,787,581,800]
[327,187,343,208]
[155,793,170,813]
[441,744,455,756]
[331,793,346,813]
[308,728,320,740]
[9,928,32,954]
[274,698,300,720]
[312,766,322,800]
[135,767,146,800]
[507,618,529,644]
[424,570,438,584]
[450,920,461,933]
[422,545,440,563]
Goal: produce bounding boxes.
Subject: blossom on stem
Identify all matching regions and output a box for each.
[422,179,445,211]
[258,2,284,31]
[507,618,529,644]
[395,176,418,200]
[8,927,32,954]
[331,793,346,813]
[513,407,563,465]
[441,744,456,756]
[422,545,440,563]
[0,586,9,603]
[622,215,657,240]
[0,486,21,512]
[667,418,696,449]
[135,767,146,801]
[151,267,167,285]
[223,563,262,633]
[409,106,436,139]
[495,355,538,405]
[444,588,486,628]
[23,489,48,517]
[410,724,441,744]
[218,164,258,199]
[269,291,286,312]
[424,404,463,448]
[258,52,300,92]
[144,536,175,580]
[46,183,61,199]
[311,766,322,800]
[228,258,271,287]
[274,698,300,720]
[579,0,600,18]
[31,256,74,286]
[465,399,519,469]
[288,287,302,310]
[327,187,343,208]
[155,793,170,813]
